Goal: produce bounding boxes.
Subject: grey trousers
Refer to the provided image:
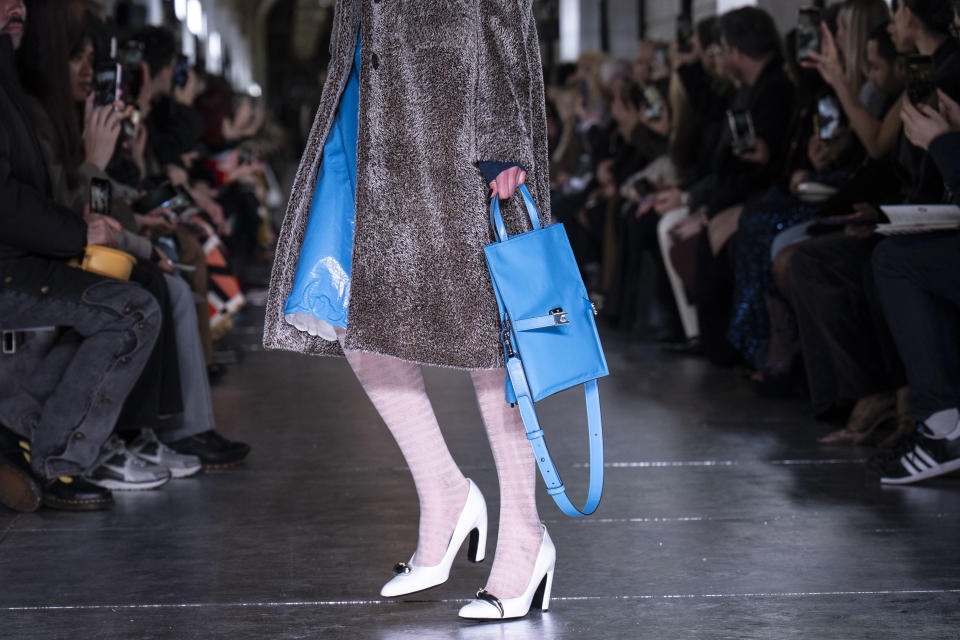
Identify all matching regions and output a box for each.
[0,256,160,478]
[159,273,215,442]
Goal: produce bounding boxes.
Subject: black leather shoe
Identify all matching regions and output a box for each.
[0,446,42,513]
[167,430,250,469]
[43,477,114,511]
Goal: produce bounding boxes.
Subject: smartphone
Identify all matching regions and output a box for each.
[90,178,112,216]
[173,55,189,89]
[654,46,668,67]
[93,63,121,108]
[162,187,195,215]
[620,79,643,110]
[726,109,756,153]
[642,86,664,120]
[677,15,694,54]
[906,55,937,109]
[132,181,179,214]
[817,94,842,140]
[119,41,146,105]
[796,7,822,63]
[632,176,655,198]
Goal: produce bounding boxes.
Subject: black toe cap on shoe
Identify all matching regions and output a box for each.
[43,477,114,512]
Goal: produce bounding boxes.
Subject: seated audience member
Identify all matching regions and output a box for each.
[786,0,959,447]
[0,26,160,511]
[728,3,891,386]
[870,88,960,483]
[654,7,796,365]
[17,1,247,483]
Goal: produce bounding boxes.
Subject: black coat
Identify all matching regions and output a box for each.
[893,37,960,204]
[0,35,85,260]
[688,59,796,217]
[929,132,960,206]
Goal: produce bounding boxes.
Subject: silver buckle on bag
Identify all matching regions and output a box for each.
[549,308,570,326]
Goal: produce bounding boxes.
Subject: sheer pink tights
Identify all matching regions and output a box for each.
[337,330,541,598]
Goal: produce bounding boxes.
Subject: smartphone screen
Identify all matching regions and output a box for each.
[727,109,756,153]
[173,56,189,89]
[796,8,822,62]
[90,178,112,216]
[906,55,937,109]
[817,95,842,140]
[93,63,121,107]
[642,86,664,120]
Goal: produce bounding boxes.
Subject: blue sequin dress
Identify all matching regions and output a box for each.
[284,35,362,341]
[727,186,821,367]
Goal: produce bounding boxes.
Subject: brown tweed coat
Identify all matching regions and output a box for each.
[263,0,551,369]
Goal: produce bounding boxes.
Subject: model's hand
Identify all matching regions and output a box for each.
[490,166,526,199]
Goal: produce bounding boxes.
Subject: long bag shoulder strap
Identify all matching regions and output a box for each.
[506,354,604,518]
[488,185,604,517]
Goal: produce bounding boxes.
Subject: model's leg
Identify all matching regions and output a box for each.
[470,368,542,599]
[336,329,468,566]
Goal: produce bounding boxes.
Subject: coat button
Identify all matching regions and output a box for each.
[138,322,146,329]
[371,52,380,70]
[3,276,11,284]
[120,356,130,364]
[73,432,86,440]
[123,303,133,314]
[40,286,50,294]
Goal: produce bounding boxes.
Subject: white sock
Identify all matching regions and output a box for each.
[924,408,960,440]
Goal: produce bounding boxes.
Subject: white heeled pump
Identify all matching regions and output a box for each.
[458,526,555,620]
[380,478,487,598]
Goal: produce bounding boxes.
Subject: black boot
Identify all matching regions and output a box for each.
[43,477,114,512]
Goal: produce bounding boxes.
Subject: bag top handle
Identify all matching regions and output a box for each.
[489,183,542,243]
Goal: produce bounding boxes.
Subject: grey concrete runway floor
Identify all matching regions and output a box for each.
[2,309,959,639]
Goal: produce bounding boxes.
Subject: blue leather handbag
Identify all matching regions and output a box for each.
[484,184,608,518]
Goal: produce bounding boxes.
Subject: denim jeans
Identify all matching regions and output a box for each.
[160,272,215,441]
[0,256,160,478]
[873,233,960,421]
